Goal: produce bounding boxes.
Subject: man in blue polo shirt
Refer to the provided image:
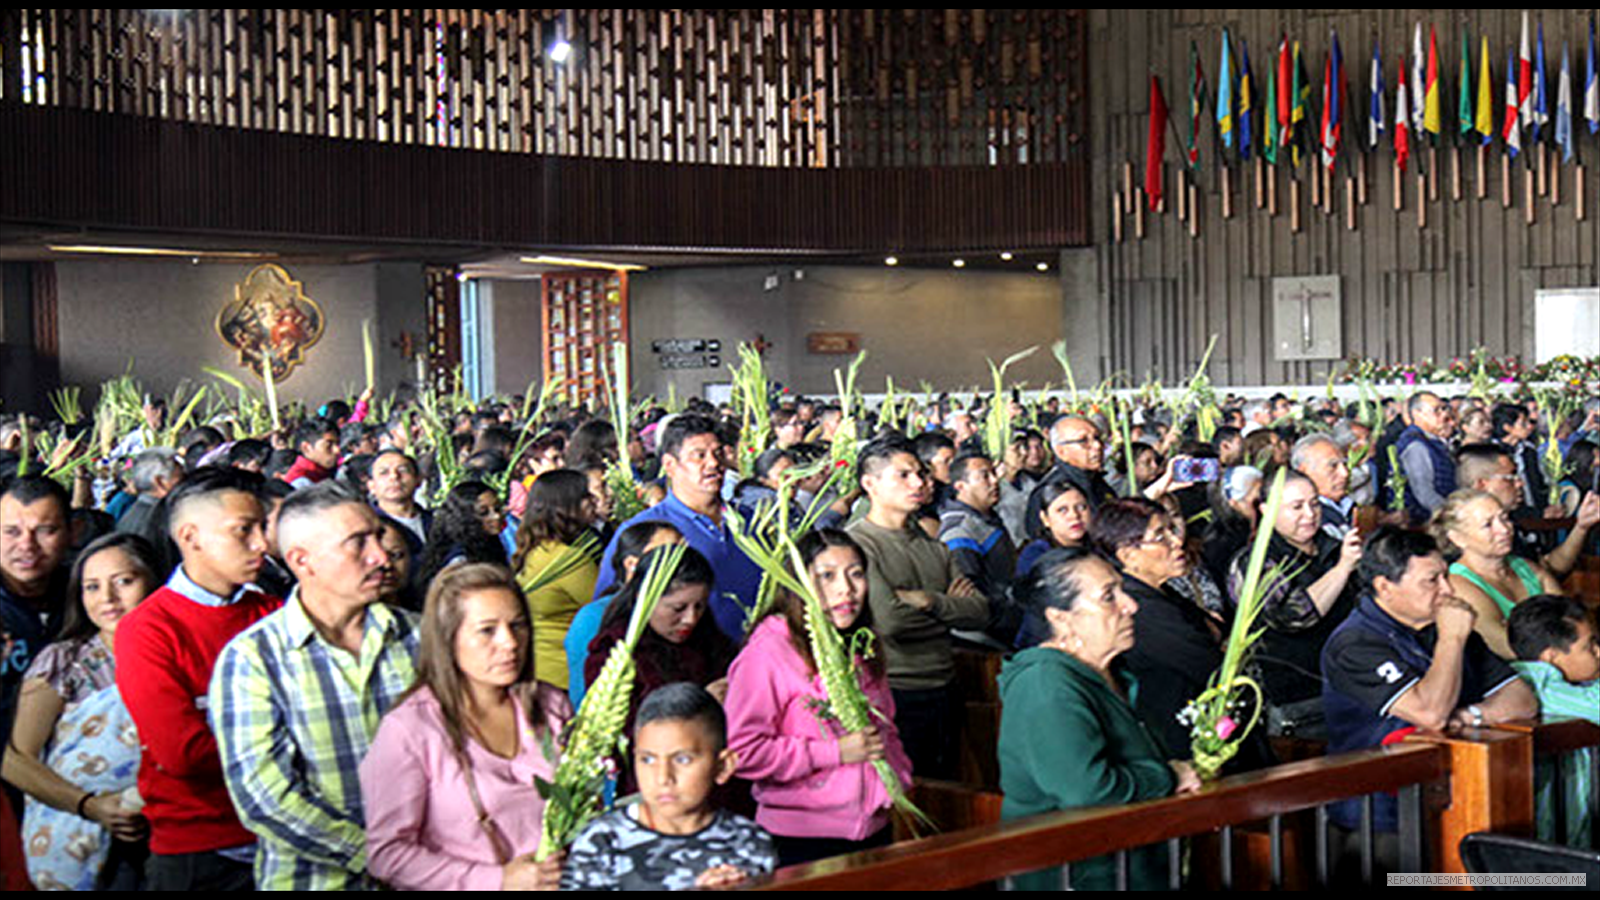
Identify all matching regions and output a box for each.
[1322,527,1537,863]
[592,413,762,640]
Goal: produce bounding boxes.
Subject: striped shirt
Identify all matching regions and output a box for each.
[210,592,420,890]
[1512,661,1598,848]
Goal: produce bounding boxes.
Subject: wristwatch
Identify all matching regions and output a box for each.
[1466,704,1485,727]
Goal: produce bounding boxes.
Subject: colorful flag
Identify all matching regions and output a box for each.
[1412,23,1426,136]
[1370,40,1387,151]
[1147,75,1170,209]
[1321,31,1343,169]
[1291,40,1310,166]
[1504,46,1522,157]
[1587,17,1598,134]
[1532,22,1548,142]
[1265,41,1280,164]
[1556,43,1574,162]
[1477,35,1495,145]
[1458,30,1474,141]
[1395,55,1411,172]
[1239,39,1254,162]
[1516,12,1533,131]
[1217,30,1235,152]
[1188,41,1207,168]
[1422,25,1442,142]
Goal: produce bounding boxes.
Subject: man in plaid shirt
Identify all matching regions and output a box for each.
[210,482,419,890]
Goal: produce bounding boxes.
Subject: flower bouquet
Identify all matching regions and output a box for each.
[1180,468,1290,781]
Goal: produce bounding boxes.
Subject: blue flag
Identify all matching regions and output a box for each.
[1532,22,1548,142]
[1556,43,1574,162]
[1239,39,1254,161]
[1217,29,1235,151]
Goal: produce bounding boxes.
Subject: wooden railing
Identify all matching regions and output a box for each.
[747,743,1451,891]
[1494,718,1600,851]
[743,724,1591,891]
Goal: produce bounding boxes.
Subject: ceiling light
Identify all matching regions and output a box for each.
[549,40,572,64]
[1036,262,1049,272]
[885,256,899,266]
[1000,252,1014,261]
[520,255,647,272]
[952,259,966,268]
[47,244,273,260]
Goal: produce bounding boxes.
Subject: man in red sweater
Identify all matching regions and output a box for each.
[115,469,282,890]
[279,417,340,489]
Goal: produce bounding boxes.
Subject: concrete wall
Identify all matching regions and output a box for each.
[55,259,425,405]
[624,264,1064,399]
[484,278,546,397]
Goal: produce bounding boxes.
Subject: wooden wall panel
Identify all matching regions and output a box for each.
[1093,9,1600,385]
[0,102,1088,251]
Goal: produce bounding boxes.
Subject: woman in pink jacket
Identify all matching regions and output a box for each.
[724,529,914,867]
[360,563,571,891]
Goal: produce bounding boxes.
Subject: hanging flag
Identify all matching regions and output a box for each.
[1264,42,1280,164]
[1321,31,1343,169]
[1217,30,1235,152]
[1532,21,1548,143]
[1395,55,1412,172]
[1239,39,1254,162]
[1423,25,1442,141]
[1458,30,1474,142]
[1187,41,1208,168]
[1292,40,1311,167]
[1556,43,1574,162]
[1516,12,1533,131]
[1587,17,1598,134]
[1411,23,1426,137]
[1277,35,1293,150]
[1504,46,1522,158]
[1477,35,1495,145]
[1146,75,1170,209]
[1370,39,1387,151]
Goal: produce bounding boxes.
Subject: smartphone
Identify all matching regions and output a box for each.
[1175,457,1221,483]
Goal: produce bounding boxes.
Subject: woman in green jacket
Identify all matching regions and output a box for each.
[997,547,1201,891]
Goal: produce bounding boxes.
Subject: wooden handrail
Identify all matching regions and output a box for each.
[1514,516,1580,534]
[1494,718,1600,755]
[746,744,1450,891]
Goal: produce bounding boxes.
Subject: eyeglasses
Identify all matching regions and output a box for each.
[1139,526,1185,547]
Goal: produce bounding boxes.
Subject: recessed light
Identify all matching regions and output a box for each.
[1036,262,1049,272]
[885,256,899,266]
[952,259,966,268]
[1000,252,1014,261]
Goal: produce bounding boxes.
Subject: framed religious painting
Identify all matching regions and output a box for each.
[216,264,326,380]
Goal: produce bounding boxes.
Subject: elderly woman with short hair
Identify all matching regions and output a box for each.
[997,547,1200,891]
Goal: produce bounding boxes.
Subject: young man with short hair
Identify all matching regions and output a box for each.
[846,436,989,779]
[937,453,1018,629]
[210,482,417,890]
[280,417,341,489]
[115,469,283,890]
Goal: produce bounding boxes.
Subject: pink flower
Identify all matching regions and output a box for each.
[1500,376,1516,384]
[1403,372,1417,386]
[1215,716,1238,741]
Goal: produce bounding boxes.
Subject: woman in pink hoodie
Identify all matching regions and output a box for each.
[724,529,914,868]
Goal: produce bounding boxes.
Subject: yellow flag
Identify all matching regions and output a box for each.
[1475,35,1494,140]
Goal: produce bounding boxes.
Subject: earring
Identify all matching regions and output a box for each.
[1073,637,1083,650]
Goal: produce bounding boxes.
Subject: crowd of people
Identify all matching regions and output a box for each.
[0,376,1596,890]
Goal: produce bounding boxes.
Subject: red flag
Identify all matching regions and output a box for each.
[1395,55,1411,171]
[1146,75,1169,210]
[1277,35,1293,146]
